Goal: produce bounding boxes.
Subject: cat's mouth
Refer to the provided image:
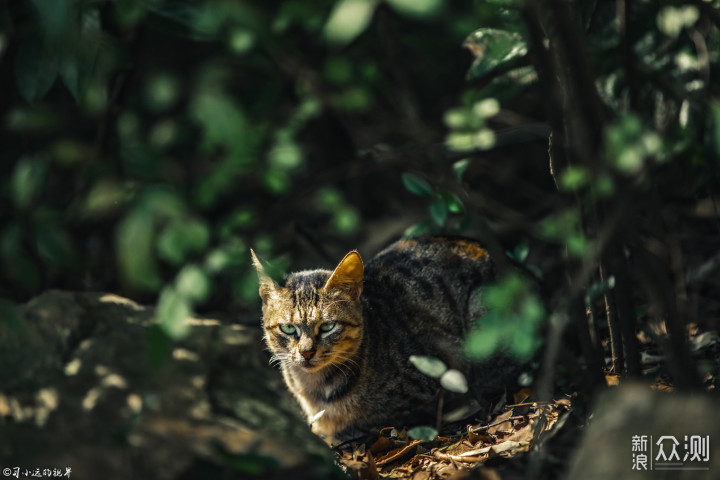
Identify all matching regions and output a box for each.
[297,358,324,372]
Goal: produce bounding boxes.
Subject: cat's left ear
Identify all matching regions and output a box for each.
[250,249,279,302]
[323,251,364,300]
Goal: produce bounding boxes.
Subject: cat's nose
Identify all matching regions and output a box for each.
[300,349,316,360]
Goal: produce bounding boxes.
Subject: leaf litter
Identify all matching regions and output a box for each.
[335,395,571,479]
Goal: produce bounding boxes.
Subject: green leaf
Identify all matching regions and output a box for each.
[452,159,471,180]
[464,28,528,81]
[465,324,500,359]
[117,207,161,291]
[560,166,589,191]
[323,0,378,46]
[33,221,75,269]
[403,220,437,238]
[157,218,210,265]
[402,172,434,197]
[11,155,46,209]
[408,426,438,442]
[15,36,60,102]
[156,286,191,339]
[585,276,616,306]
[429,196,448,227]
[439,191,465,214]
[386,0,443,18]
[175,265,210,302]
[409,355,447,378]
[440,369,468,393]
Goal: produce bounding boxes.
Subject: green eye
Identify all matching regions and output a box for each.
[279,324,296,335]
[320,321,336,333]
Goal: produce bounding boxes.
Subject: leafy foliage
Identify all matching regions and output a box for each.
[2,0,720,408]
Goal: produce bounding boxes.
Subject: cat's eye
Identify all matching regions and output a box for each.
[319,321,336,333]
[279,324,297,335]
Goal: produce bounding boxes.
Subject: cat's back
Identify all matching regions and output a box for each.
[362,236,494,353]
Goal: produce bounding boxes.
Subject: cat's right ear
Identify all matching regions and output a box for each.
[250,249,278,302]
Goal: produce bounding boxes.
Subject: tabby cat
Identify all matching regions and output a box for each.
[251,236,517,445]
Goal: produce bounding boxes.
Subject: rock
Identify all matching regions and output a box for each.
[0,291,339,479]
[567,383,720,480]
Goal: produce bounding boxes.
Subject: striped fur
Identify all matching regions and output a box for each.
[252,236,512,445]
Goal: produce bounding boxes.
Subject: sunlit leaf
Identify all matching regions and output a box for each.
[439,191,465,214]
[408,426,438,442]
[464,28,528,81]
[175,265,210,302]
[386,0,443,19]
[409,355,447,378]
[560,166,589,191]
[453,159,471,180]
[473,98,500,118]
[657,5,699,38]
[440,369,468,393]
[156,286,191,339]
[323,0,378,46]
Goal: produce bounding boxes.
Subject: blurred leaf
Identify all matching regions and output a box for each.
[11,155,46,209]
[156,286,191,339]
[657,5,699,38]
[175,265,210,302]
[466,273,545,361]
[464,28,527,81]
[0,223,40,293]
[402,173,434,197]
[439,191,465,214]
[117,207,161,291]
[560,166,589,191]
[15,36,59,102]
[453,158,471,180]
[585,276,616,306]
[386,0,443,18]
[157,218,210,265]
[145,73,180,112]
[473,98,500,118]
[430,196,448,226]
[408,426,438,442]
[403,219,437,238]
[507,243,529,263]
[82,180,129,217]
[409,355,447,378]
[440,369,468,393]
[465,324,500,359]
[323,0,378,46]
[33,220,75,270]
[333,206,360,235]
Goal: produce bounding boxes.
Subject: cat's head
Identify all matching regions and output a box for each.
[251,250,364,373]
